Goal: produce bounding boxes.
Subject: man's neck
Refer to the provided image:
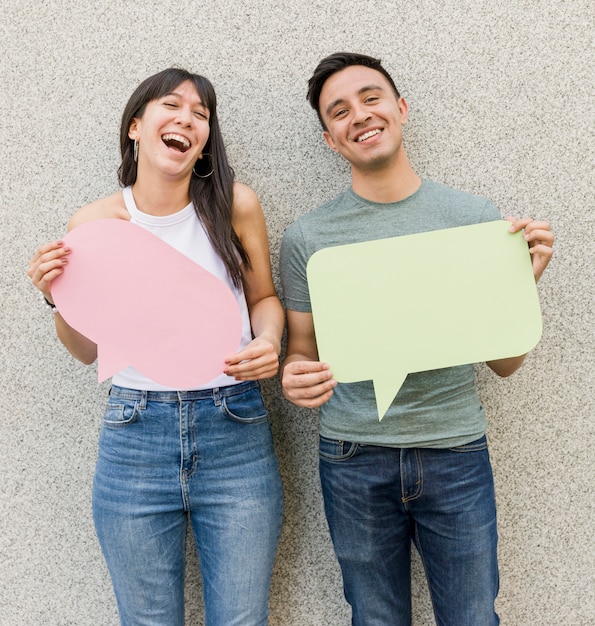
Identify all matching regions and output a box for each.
[351,158,422,204]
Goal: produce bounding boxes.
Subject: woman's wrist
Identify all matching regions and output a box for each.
[42,293,58,313]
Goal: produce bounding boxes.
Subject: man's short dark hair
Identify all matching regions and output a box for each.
[307,52,401,130]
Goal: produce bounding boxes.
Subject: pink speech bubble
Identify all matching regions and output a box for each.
[51,219,242,387]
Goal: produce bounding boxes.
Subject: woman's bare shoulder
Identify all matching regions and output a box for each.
[232,182,262,219]
[67,191,129,231]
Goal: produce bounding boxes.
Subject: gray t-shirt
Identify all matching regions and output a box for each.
[280,179,502,448]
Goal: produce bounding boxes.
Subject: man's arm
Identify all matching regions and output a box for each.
[487,217,554,377]
[281,310,337,408]
[506,217,554,282]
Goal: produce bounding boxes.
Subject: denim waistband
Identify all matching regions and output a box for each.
[109,381,258,403]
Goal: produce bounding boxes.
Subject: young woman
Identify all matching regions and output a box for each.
[28,68,284,626]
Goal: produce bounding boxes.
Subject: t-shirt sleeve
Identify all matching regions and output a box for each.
[479,198,502,222]
[279,222,313,313]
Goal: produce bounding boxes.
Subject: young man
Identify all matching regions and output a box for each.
[279,52,553,626]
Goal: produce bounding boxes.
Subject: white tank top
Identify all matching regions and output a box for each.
[111,186,253,390]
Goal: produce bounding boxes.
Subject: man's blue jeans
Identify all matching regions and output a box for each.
[92,382,284,626]
[319,435,499,626]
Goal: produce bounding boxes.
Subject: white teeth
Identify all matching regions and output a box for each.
[162,133,190,148]
[357,129,381,142]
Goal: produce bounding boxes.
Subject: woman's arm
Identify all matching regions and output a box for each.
[28,237,98,364]
[223,183,284,381]
[27,193,128,365]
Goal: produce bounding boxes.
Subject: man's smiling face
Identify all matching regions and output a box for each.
[319,65,409,173]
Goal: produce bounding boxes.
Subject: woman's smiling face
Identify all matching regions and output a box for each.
[128,80,211,180]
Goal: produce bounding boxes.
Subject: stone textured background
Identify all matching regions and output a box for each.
[1,1,593,624]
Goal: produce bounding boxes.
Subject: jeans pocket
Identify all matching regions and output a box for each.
[319,436,360,462]
[221,387,269,424]
[448,434,488,453]
[102,400,140,428]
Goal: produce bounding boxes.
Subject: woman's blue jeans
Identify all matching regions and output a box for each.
[92,382,284,626]
[319,435,499,626]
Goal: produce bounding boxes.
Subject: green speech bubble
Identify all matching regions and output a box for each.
[307,220,542,420]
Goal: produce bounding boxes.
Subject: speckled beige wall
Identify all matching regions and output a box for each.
[1,1,593,624]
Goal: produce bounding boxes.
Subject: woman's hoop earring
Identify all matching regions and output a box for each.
[193,153,214,178]
[133,139,139,163]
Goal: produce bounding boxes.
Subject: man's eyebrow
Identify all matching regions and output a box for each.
[325,84,386,117]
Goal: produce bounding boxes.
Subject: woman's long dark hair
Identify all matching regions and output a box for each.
[118,68,249,289]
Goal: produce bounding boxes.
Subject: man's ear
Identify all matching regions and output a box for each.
[398,97,409,125]
[323,130,338,152]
